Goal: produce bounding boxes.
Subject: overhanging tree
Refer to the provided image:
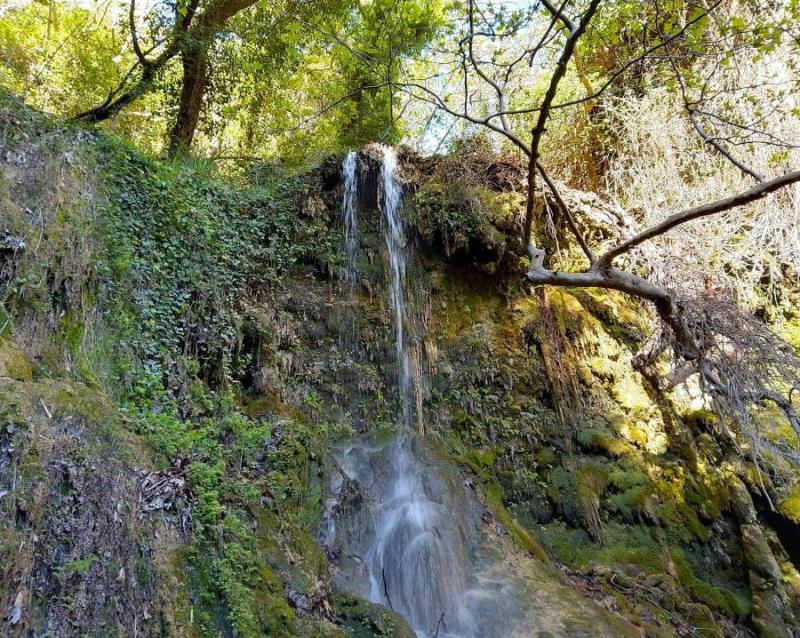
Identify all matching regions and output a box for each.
[388,0,800,459]
[71,0,445,156]
[74,0,262,153]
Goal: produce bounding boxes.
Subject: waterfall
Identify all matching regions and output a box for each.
[379,146,414,427]
[342,150,359,290]
[361,147,472,635]
[325,147,518,638]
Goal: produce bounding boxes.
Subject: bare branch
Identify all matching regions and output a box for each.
[523,0,601,246]
[539,0,575,33]
[466,0,510,132]
[129,0,149,67]
[536,162,594,262]
[597,169,800,268]
[689,110,764,183]
[393,82,532,154]
[487,0,723,122]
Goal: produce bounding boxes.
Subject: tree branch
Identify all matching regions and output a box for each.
[539,0,575,33]
[129,0,148,67]
[75,0,258,124]
[536,162,594,262]
[597,169,800,269]
[466,0,510,132]
[523,0,601,247]
[689,110,764,183]
[486,0,722,122]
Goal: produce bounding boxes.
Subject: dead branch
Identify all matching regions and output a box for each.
[597,169,800,268]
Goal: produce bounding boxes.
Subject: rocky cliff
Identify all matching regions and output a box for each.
[1,91,799,637]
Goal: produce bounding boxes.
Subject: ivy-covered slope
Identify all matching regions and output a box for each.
[0,89,353,638]
[1,93,800,638]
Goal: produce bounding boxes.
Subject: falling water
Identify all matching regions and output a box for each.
[325,146,520,638]
[342,151,359,290]
[379,147,414,426]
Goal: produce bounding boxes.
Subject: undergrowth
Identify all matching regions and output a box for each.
[1,89,339,637]
[92,140,335,636]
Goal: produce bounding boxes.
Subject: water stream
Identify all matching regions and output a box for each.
[379,148,415,427]
[342,150,359,291]
[324,147,521,638]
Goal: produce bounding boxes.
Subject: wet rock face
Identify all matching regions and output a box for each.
[324,434,515,638]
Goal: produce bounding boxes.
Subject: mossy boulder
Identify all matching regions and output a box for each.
[0,338,33,381]
[331,593,416,638]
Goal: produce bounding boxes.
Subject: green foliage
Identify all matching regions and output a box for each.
[0,100,339,636]
[0,1,170,153]
[0,2,132,115]
[58,554,99,577]
[94,135,322,395]
[0,0,448,162]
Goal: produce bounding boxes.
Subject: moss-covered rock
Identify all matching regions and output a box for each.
[778,485,800,524]
[0,338,33,381]
[729,475,797,637]
[3,92,799,638]
[331,593,416,638]
[0,376,187,637]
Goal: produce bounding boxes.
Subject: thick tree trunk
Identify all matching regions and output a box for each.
[167,49,209,156]
[75,0,258,140]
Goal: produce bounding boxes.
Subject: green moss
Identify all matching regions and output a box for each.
[547,467,581,524]
[456,446,496,479]
[606,485,656,522]
[576,463,608,494]
[537,522,594,567]
[607,463,648,491]
[670,550,751,617]
[683,603,721,637]
[778,486,800,523]
[253,572,296,638]
[244,395,306,421]
[332,593,416,638]
[0,338,34,381]
[532,448,559,467]
[253,506,329,595]
[49,383,115,424]
[779,316,800,353]
[59,554,99,577]
[295,619,348,638]
[485,482,550,562]
[677,503,710,542]
[538,521,663,573]
[577,426,632,457]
